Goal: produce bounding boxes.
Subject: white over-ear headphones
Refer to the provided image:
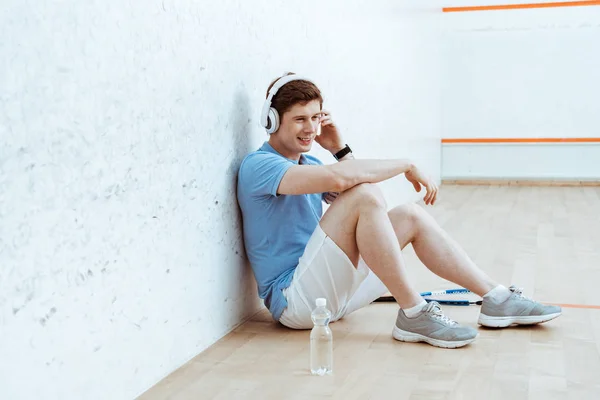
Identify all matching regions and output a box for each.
[260,73,316,135]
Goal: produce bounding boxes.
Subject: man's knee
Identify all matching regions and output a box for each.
[346,183,387,209]
[388,203,424,225]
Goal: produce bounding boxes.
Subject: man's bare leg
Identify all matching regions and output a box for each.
[320,183,497,304]
[320,183,560,338]
[319,183,424,309]
[386,203,562,327]
[387,204,497,297]
[320,183,484,348]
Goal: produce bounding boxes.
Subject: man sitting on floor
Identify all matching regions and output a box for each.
[236,72,561,348]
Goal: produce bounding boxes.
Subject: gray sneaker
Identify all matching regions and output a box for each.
[478,285,562,328]
[393,301,478,349]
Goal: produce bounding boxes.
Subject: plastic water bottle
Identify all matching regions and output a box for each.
[310,297,333,376]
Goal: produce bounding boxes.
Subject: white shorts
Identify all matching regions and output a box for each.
[279,224,388,329]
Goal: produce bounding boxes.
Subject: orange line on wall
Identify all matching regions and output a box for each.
[442,138,600,144]
[443,0,600,12]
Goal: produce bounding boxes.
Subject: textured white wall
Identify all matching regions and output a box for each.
[0,1,441,399]
[441,4,600,179]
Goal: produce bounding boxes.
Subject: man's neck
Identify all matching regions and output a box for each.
[267,138,301,162]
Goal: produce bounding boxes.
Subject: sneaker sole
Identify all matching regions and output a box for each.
[477,312,562,328]
[392,326,477,349]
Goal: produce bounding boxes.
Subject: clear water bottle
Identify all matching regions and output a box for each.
[310,297,333,376]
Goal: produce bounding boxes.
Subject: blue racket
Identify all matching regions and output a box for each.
[374,288,483,306]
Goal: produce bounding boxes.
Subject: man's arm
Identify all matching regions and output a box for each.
[284,110,437,203]
[277,158,415,195]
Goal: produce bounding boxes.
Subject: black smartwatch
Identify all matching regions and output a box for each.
[333,144,352,160]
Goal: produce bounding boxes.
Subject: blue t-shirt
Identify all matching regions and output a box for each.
[237,142,324,321]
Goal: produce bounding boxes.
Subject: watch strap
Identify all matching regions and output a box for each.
[333,144,352,160]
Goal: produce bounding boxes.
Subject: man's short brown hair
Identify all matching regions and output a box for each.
[266,73,323,118]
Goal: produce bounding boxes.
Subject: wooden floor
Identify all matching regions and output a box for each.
[139,185,600,400]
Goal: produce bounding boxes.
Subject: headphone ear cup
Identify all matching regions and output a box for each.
[266,107,280,134]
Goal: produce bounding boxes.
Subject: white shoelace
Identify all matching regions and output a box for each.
[425,302,457,325]
[509,285,533,302]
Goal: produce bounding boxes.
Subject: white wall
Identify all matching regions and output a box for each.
[441,3,600,180]
[0,1,441,399]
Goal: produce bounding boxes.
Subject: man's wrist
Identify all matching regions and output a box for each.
[330,144,346,155]
[333,144,352,161]
[338,151,354,161]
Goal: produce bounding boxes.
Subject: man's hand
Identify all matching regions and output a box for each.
[315,110,345,154]
[405,165,438,205]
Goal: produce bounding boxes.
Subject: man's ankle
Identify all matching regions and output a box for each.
[402,300,427,318]
[483,284,511,303]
